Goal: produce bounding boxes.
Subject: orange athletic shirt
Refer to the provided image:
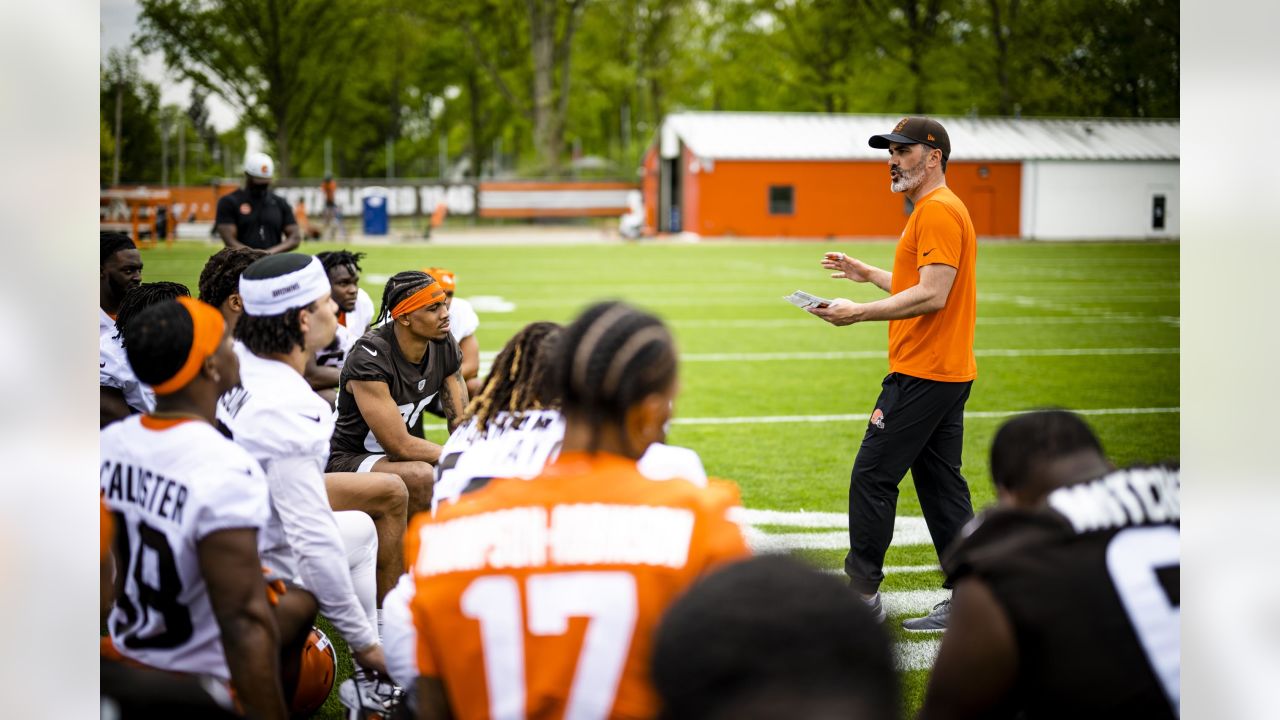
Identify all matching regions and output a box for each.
[406,451,750,720]
[888,185,978,382]
[322,179,337,202]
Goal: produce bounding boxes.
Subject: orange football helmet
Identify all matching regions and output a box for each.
[291,627,337,718]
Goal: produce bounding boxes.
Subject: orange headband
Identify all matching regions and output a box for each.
[151,296,226,395]
[424,267,456,293]
[391,281,447,319]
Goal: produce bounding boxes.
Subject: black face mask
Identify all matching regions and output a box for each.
[248,183,269,198]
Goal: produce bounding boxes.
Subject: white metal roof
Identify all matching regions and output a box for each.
[659,112,1179,162]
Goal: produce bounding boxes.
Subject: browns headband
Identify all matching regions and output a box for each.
[239,255,331,316]
[423,267,456,293]
[391,280,448,319]
[151,297,226,395]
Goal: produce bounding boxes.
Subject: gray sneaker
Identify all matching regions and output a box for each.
[902,598,951,632]
[862,592,887,624]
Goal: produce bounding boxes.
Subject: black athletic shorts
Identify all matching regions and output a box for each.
[326,449,385,474]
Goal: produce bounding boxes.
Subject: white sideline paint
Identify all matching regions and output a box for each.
[679,347,1177,362]
[745,518,933,551]
[823,565,940,576]
[896,638,944,672]
[421,406,1180,433]
[481,314,1177,330]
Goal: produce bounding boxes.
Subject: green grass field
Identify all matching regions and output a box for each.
[139,237,1179,717]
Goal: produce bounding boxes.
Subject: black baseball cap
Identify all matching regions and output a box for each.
[869,117,950,158]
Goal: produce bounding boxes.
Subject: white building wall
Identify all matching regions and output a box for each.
[1021,161,1179,240]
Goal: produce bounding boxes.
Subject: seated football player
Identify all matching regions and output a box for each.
[430,320,710,512]
[217,254,402,714]
[197,246,267,335]
[652,555,899,720]
[920,410,1180,720]
[327,270,467,516]
[404,301,749,719]
[305,250,375,406]
[102,296,299,719]
[424,267,482,397]
[100,231,142,338]
[100,281,189,427]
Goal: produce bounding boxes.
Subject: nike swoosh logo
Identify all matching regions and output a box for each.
[299,413,322,423]
[362,346,378,357]
[923,249,934,257]
[100,361,107,368]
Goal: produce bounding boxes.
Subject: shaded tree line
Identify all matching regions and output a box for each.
[104,0,1178,183]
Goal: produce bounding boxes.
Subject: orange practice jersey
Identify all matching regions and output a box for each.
[888,185,978,382]
[406,452,750,719]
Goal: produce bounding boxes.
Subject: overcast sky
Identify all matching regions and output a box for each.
[100,0,240,132]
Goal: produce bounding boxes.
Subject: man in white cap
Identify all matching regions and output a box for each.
[214,151,301,254]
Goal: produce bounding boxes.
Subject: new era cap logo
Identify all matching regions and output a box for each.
[927,133,936,142]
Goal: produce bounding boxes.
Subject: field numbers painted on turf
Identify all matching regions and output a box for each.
[1106,525,1180,715]
[461,572,638,720]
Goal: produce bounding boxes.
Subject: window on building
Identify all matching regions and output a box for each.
[768,185,794,215]
[1152,194,1166,230]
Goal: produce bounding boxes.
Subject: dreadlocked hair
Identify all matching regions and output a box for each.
[197,247,267,308]
[100,231,136,266]
[114,281,191,347]
[555,301,677,447]
[375,270,435,325]
[317,249,366,275]
[124,300,194,388]
[463,321,563,433]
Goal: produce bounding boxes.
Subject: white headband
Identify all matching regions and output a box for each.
[239,256,331,316]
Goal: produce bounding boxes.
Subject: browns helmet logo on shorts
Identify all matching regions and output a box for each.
[871,408,885,429]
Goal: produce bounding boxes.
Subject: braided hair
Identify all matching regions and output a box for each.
[100,231,135,266]
[555,301,677,443]
[123,300,194,388]
[114,281,191,347]
[463,321,563,433]
[317,250,366,276]
[375,270,436,325]
[197,247,267,308]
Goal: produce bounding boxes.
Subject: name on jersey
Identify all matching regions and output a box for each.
[416,503,695,577]
[1048,467,1180,535]
[220,385,250,419]
[101,460,189,524]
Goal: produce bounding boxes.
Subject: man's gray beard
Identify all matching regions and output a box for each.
[890,163,925,193]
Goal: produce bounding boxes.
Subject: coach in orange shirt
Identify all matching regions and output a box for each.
[811,117,977,633]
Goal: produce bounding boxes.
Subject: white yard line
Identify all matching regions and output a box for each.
[480,314,1177,330]
[422,406,1180,432]
[896,637,944,672]
[677,347,1177,362]
[745,517,933,551]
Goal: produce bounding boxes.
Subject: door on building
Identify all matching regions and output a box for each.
[968,187,996,236]
[1147,185,1173,236]
[659,154,683,232]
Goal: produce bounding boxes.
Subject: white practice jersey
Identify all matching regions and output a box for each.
[448,297,479,342]
[100,307,116,338]
[316,288,375,369]
[217,342,378,651]
[100,332,155,414]
[101,416,268,680]
[432,408,707,511]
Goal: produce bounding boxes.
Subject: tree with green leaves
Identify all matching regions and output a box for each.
[136,0,380,176]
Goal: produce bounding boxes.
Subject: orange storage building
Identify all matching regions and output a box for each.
[643,113,1178,240]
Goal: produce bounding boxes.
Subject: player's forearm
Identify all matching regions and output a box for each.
[305,365,341,391]
[858,283,945,321]
[869,267,893,293]
[270,228,301,254]
[221,611,288,720]
[384,433,443,464]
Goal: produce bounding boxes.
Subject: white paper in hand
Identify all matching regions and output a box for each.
[784,290,832,310]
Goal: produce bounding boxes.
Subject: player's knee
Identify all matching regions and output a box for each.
[399,462,435,502]
[367,471,409,518]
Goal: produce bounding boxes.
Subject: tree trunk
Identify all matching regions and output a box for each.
[467,70,486,179]
[529,0,560,175]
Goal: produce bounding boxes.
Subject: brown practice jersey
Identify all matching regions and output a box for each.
[406,452,750,719]
[331,322,461,456]
[943,466,1180,719]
